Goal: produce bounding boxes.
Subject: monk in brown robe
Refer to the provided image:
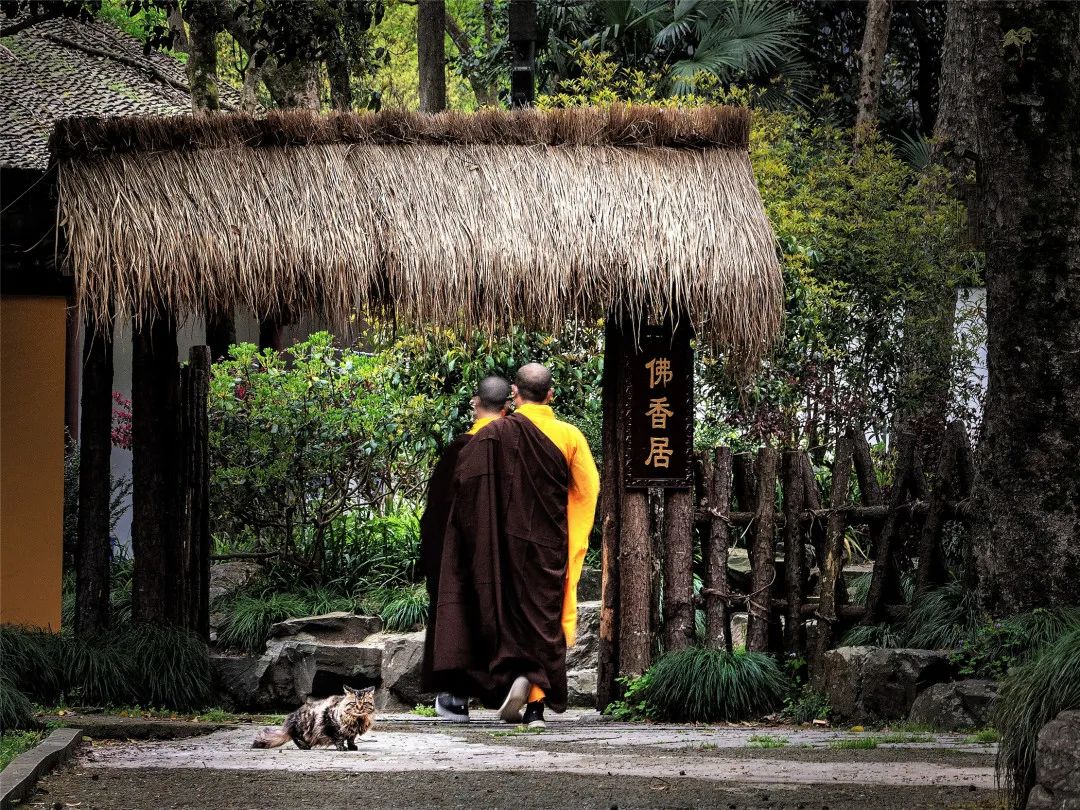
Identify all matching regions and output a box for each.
[432,363,599,728]
[420,376,510,721]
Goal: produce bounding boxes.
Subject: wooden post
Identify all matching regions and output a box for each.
[508,0,537,107]
[800,453,826,570]
[179,347,212,638]
[661,486,694,652]
[849,428,881,507]
[75,320,113,635]
[732,452,758,512]
[702,447,733,651]
[597,317,622,709]
[863,432,917,623]
[131,315,181,626]
[814,434,853,667]
[746,448,779,652]
[781,449,806,654]
[915,421,963,596]
[618,489,653,677]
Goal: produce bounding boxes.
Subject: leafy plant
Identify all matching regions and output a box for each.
[125,625,211,712]
[841,622,903,649]
[365,585,429,632]
[0,676,36,732]
[902,580,982,650]
[62,632,140,706]
[216,592,311,653]
[953,608,1080,680]
[603,673,660,722]
[782,686,832,725]
[0,625,63,702]
[411,704,436,717]
[623,647,787,723]
[995,627,1080,808]
[0,728,43,768]
[748,734,788,748]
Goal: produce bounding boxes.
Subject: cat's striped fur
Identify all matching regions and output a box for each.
[253,685,375,750]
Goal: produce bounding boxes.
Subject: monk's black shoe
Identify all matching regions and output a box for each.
[498,676,530,723]
[435,693,469,722]
[523,700,546,730]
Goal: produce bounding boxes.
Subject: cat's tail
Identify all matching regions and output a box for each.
[252,726,291,749]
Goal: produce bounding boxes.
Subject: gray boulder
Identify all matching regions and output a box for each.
[1027,710,1080,810]
[378,631,431,709]
[578,567,603,602]
[815,647,953,722]
[566,601,601,671]
[908,679,998,731]
[269,612,382,642]
[208,560,262,605]
[210,652,267,710]
[566,669,597,708]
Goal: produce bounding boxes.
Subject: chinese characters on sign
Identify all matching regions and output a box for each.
[625,324,693,488]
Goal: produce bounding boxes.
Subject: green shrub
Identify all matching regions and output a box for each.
[0,676,36,732]
[365,585,429,631]
[841,622,903,649]
[902,580,982,650]
[125,625,211,712]
[0,729,44,769]
[62,632,137,705]
[783,686,832,725]
[621,647,787,724]
[995,627,1080,809]
[954,608,1080,679]
[603,673,660,722]
[217,592,310,653]
[0,625,63,702]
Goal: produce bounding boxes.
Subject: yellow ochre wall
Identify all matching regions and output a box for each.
[1,295,66,630]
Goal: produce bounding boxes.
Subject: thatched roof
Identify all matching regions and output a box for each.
[53,105,781,369]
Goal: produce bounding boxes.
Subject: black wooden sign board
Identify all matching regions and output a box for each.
[624,323,694,489]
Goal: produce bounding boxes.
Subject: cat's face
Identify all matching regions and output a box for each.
[341,685,375,719]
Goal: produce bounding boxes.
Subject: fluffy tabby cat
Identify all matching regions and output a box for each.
[253,685,375,750]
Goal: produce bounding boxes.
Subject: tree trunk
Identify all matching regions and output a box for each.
[327,52,352,112]
[814,434,853,670]
[184,6,219,113]
[702,448,733,651]
[417,0,446,113]
[661,487,694,652]
[597,317,622,709]
[131,316,181,626]
[205,312,235,361]
[75,321,113,635]
[618,489,652,677]
[967,1,1080,615]
[781,449,806,654]
[746,448,779,653]
[263,60,321,110]
[855,0,892,137]
[178,347,212,639]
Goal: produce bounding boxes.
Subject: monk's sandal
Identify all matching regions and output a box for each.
[499,676,530,723]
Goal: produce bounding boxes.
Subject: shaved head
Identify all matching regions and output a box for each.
[474,375,511,415]
[514,363,553,404]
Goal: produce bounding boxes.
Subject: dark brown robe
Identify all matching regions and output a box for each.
[431,413,571,711]
[419,432,474,693]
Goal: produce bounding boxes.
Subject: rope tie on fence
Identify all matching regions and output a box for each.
[700,569,777,614]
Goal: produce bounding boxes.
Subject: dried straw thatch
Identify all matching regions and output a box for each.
[54,105,781,369]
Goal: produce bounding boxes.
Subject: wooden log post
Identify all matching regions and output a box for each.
[849,428,881,507]
[862,432,917,623]
[915,421,964,596]
[131,315,181,626]
[75,320,114,636]
[781,449,806,654]
[178,347,212,638]
[732,452,758,512]
[597,318,622,709]
[661,485,694,652]
[619,489,653,677]
[746,448,779,653]
[702,447,734,651]
[800,453,826,569]
[814,434,853,668]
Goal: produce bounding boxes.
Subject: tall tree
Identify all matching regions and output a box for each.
[855,0,892,137]
[417,0,446,112]
[957,1,1080,615]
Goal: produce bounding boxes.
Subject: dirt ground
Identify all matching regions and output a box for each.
[26,712,1004,810]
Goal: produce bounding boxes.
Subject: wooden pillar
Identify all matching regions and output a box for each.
[619,488,652,676]
[781,449,806,654]
[597,317,622,709]
[205,311,235,361]
[417,0,447,113]
[746,448,779,652]
[915,421,964,596]
[508,0,536,107]
[131,315,181,626]
[702,447,733,651]
[75,320,113,635]
[863,432,917,622]
[814,434,853,669]
[661,486,693,652]
[179,347,212,638]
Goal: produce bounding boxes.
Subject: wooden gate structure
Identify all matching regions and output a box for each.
[596,417,976,706]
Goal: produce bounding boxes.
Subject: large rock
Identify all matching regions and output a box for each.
[208,560,262,605]
[815,647,953,722]
[908,679,998,731]
[269,612,382,642]
[566,601,601,671]
[578,567,603,602]
[1027,710,1080,810]
[566,669,597,708]
[378,631,431,709]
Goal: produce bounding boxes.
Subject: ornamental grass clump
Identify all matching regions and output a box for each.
[217,592,310,653]
[637,647,787,723]
[0,675,35,732]
[364,585,429,632]
[125,625,211,712]
[994,626,1080,809]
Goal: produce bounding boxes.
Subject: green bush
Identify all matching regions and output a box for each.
[0,676,36,732]
[613,647,787,724]
[995,627,1080,809]
[954,608,1080,680]
[902,580,982,650]
[125,625,211,711]
[62,633,132,705]
[217,592,310,653]
[841,622,903,649]
[0,625,63,702]
[364,585,429,632]
[783,686,832,725]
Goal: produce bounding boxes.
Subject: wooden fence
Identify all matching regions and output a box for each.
[597,421,975,705]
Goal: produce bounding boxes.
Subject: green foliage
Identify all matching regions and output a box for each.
[603,673,660,722]
[995,628,1080,809]
[953,608,1080,680]
[124,626,211,712]
[747,734,788,748]
[621,647,787,723]
[902,581,983,650]
[0,625,63,702]
[216,592,312,654]
[841,622,904,649]
[364,585,429,632]
[0,729,43,768]
[830,736,878,750]
[62,633,132,705]
[411,704,437,717]
[0,677,36,732]
[963,728,999,745]
[782,686,832,725]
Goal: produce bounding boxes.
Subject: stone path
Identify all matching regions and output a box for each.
[31,712,1003,809]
